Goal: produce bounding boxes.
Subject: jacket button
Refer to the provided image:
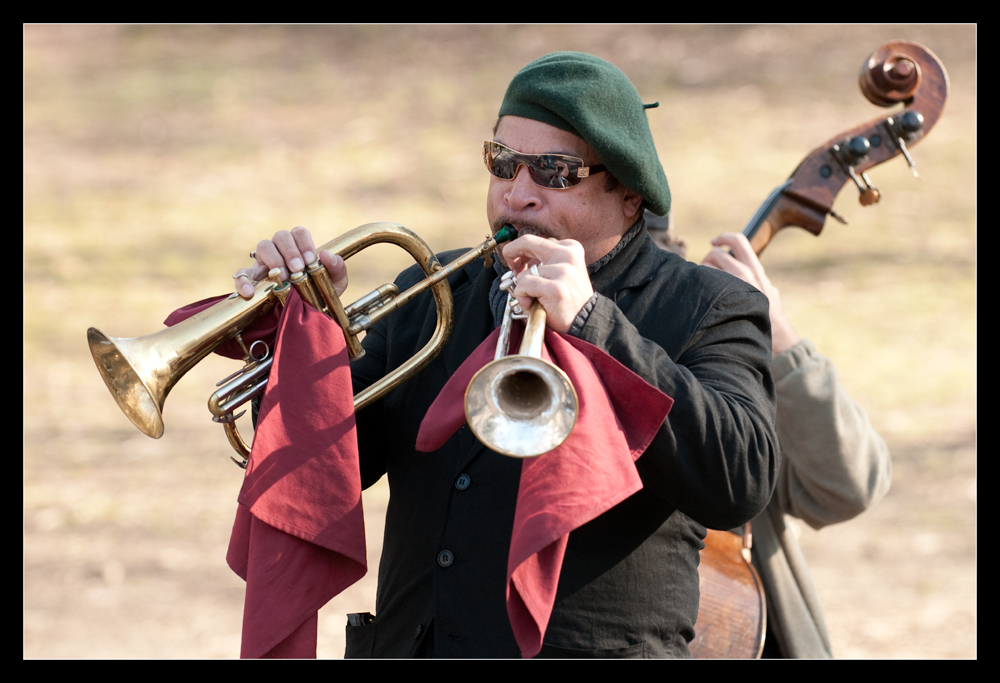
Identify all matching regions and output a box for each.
[455,474,471,490]
[437,550,454,567]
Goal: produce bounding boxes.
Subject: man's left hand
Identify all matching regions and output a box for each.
[500,234,594,334]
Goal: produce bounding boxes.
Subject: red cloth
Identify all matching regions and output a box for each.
[166,290,367,659]
[416,325,673,658]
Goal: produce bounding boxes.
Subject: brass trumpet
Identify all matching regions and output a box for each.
[464,271,578,458]
[88,222,517,466]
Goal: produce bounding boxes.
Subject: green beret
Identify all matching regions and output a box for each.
[498,52,671,216]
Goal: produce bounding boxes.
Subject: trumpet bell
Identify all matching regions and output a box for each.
[465,355,578,458]
[87,327,168,439]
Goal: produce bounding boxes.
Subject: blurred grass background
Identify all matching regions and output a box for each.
[24,25,975,658]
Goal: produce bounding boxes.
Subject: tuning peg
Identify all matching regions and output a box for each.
[900,110,924,133]
[884,112,925,178]
[897,139,920,178]
[853,178,881,205]
[831,139,882,205]
[846,136,872,162]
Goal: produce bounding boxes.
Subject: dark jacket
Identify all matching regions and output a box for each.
[347,225,778,658]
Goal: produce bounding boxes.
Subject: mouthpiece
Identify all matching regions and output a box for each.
[495,224,518,244]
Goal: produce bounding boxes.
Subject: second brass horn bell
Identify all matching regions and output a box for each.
[464,289,578,458]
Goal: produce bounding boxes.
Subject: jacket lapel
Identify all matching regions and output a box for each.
[443,257,497,378]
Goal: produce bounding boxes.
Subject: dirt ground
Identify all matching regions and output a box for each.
[23,427,976,659]
[24,25,976,658]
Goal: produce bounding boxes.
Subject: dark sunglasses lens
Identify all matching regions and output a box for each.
[484,144,512,179]
[532,158,574,188]
[493,156,521,180]
[486,143,580,188]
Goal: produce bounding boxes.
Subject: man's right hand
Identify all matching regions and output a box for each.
[500,234,594,334]
[233,226,349,299]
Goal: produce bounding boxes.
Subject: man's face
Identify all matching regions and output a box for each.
[487,116,641,266]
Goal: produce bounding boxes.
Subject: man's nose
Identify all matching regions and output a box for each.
[503,164,541,209]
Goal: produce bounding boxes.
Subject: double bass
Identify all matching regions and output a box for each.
[688,40,949,658]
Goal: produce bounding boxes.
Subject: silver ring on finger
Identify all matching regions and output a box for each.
[530,264,540,277]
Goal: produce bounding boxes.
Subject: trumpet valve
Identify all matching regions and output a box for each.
[302,259,366,360]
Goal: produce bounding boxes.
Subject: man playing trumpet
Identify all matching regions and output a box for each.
[234,52,779,658]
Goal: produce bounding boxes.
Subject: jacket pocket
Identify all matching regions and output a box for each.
[344,612,376,658]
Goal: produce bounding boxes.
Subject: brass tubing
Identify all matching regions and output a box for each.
[344,284,398,319]
[519,300,547,358]
[209,358,273,418]
[344,227,511,336]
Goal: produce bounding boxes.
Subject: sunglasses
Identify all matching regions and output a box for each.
[483,141,606,189]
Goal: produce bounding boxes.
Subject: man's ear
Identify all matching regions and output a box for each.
[622,187,644,220]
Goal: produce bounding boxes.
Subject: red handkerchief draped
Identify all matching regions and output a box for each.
[166,291,367,659]
[415,327,674,658]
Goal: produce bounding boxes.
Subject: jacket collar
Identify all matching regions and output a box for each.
[590,220,661,297]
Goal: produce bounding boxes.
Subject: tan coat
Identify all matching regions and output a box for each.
[751,339,892,658]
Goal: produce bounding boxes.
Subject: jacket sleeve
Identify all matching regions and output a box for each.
[574,283,779,531]
[769,339,892,529]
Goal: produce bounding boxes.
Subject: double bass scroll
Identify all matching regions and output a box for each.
[743,40,949,256]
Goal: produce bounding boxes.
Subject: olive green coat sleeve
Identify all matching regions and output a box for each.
[751,339,892,658]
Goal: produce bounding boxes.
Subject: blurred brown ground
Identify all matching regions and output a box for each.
[24,25,976,658]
